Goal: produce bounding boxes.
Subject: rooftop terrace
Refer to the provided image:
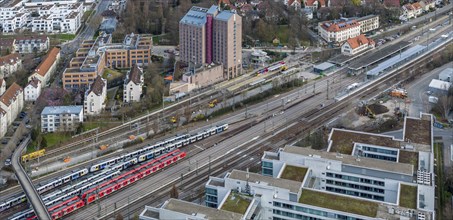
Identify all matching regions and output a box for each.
[329,129,400,154]
[399,184,417,209]
[404,117,431,146]
[283,146,414,175]
[299,189,378,217]
[280,165,308,182]
[229,170,302,193]
[163,198,243,219]
[220,192,252,215]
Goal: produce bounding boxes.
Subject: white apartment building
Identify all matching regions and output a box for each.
[0,53,22,77]
[0,82,24,128]
[41,105,84,132]
[28,47,60,88]
[0,78,5,95]
[123,64,144,103]
[356,15,379,33]
[30,3,83,34]
[1,12,28,33]
[0,1,26,33]
[14,35,50,53]
[318,19,361,43]
[84,76,107,115]
[24,78,41,101]
[341,34,375,56]
[318,15,379,43]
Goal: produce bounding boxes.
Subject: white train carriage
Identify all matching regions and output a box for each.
[7,209,34,220]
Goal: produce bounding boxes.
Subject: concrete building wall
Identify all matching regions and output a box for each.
[179,23,206,65]
[213,14,242,79]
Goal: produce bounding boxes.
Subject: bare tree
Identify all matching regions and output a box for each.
[170,184,179,198]
[115,213,124,220]
[433,88,453,120]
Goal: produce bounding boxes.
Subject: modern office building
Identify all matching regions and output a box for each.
[179,5,242,80]
[140,113,435,220]
[41,105,84,132]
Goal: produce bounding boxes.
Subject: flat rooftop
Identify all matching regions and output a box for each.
[299,189,379,217]
[329,129,401,154]
[280,165,308,182]
[220,192,252,215]
[229,169,302,193]
[283,146,414,175]
[163,198,243,219]
[348,41,412,70]
[404,116,432,146]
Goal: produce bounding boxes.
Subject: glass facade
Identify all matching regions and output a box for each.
[273,201,364,220]
[262,161,273,176]
[205,187,218,208]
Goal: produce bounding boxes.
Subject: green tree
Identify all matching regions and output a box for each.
[41,136,48,148]
[31,128,40,141]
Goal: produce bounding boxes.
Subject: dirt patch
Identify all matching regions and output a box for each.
[356,104,389,116]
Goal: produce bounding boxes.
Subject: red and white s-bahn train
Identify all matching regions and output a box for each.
[0,124,228,213]
[8,150,186,220]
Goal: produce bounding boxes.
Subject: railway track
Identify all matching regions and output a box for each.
[88,41,453,219]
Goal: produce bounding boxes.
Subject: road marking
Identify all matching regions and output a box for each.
[194,145,204,150]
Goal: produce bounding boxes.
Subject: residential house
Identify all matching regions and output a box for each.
[0,39,15,54]
[304,0,326,12]
[84,76,107,115]
[28,47,61,88]
[412,2,423,16]
[24,78,42,102]
[420,0,436,11]
[14,35,50,53]
[123,64,144,103]
[318,19,361,43]
[0,78,5,95]
[341,34,375,56]
[284,0,302,10]
[0,82,24,127]
[0,107,6,138]
[41,106,84,132]
[0,53,22,77]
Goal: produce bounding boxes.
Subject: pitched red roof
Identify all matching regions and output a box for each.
[35,47,60,77]
[412,2,422,9]
[320,20,360,32]
[87,76,106,96]
[0,53,20,66]
[345,34,374,49]
[0,82,22,107]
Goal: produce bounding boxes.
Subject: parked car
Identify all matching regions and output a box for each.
[4,158,11,166]
[1,139,8,145]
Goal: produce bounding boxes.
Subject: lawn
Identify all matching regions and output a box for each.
[280,165,308,182]
[221,192,252,214]
[299,190,378,217]
[275,25,290,45]
[52,34,76,41]
[43,132,71,148]
[83,10,94,21]
[399,184,417,209]
[102,68,124,81]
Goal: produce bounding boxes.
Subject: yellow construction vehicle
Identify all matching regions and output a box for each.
[99,144,109,150]
[281,66,288,71]
[365,105,375,119]
[208,99,218,108]
[170,116,177,123]
[63,156,71,163]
